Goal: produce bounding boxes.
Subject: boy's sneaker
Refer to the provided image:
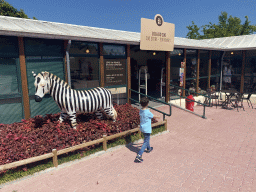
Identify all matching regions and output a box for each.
[145,147,153,153]
[134,155,143,163]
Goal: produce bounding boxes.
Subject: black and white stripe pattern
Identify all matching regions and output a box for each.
[33,71,117,129]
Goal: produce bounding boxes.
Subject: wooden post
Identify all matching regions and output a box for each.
[164,119,168,131]
[127,44,131,104]
[99,43,104,87]
[63,40,68,82]
[208,50,212,89]
[196,49,200,95]
[103,135,107,151]
[165,51,171,103]
[182,48,187,97]
[18,37,30,120]
[240,50,246,93]
[52,149,58,167]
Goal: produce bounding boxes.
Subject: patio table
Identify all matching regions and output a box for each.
[221,89,240,109]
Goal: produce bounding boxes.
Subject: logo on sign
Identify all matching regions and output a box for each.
[156,16,163,26]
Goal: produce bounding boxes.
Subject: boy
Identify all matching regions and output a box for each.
[135,97,159,163]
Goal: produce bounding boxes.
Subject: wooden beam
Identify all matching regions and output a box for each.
[196,49,200,95]
[182,48,187,97]
[99,43,104,87]
[207,50,212,89]
[240,50,246,93]
[165,51,171,103]
[127,44,131,104]
[18,37,30,120]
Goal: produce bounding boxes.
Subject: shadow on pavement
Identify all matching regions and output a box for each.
[125,143,142,154]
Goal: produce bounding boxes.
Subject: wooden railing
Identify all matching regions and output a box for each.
[0,120,167,171]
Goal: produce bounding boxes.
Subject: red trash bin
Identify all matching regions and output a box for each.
[186,95,195,112]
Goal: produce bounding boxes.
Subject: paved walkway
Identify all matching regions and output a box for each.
[1,103,256,191]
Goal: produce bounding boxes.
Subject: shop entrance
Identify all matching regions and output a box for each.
[147,59,165,98]
[130,45,166,106]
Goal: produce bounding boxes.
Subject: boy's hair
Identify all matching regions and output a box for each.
[140,97,149,107]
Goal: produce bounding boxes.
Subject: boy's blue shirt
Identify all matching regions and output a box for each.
[139,108,154,133]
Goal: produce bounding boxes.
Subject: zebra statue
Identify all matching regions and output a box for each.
[32,71,117,129]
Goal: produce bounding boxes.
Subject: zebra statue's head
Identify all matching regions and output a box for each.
[32,71,51,102]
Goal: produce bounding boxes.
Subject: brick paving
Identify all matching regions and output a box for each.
[1,103,256,192]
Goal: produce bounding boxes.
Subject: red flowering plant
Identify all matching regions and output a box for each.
[0,104,158,166]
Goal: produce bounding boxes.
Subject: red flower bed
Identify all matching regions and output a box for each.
[0,104,157,166]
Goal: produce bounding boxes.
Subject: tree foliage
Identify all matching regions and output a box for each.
[186,12,256,39]
[0,0,37,19]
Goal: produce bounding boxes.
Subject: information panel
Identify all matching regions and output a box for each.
[104,59,126,86]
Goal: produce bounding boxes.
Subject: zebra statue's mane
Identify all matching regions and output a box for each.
[49,73,70,90]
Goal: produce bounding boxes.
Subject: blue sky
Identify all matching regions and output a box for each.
[7,0,256,38]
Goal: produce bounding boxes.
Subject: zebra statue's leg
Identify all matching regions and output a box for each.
[95,109,104,120]
[68,112,77,129]
[59,111,69,123]
[103,106,117,121]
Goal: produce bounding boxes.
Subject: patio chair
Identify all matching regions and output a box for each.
[218,95,227,109]
[234,93,245,112]
[204,88,219,108]
[243,93,253,109]
[221,92,237,109]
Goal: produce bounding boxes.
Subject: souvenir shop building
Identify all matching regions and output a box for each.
[1,15,256,124]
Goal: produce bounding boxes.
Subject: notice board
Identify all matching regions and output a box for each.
[104,59,126,86]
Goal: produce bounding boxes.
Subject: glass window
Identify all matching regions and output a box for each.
[170,49,183,57]
[0,36,19,58]
[70,57,99,89]
[212,51,221,58]
[0,36,23,124]
[103,44,126,56]
[24,38,63,57]
[186,49,197,56]
[170,49,184,86]
[199,50,209,91]
[222,51,241,90]
[186,49,198,90]
[211,51,222,90]
[70,41,98,56]
[0,58,20,96]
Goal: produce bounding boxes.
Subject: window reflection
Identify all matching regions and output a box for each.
[70,41,98,55]
[70,57,99,89]
[103,45,126,56]
[69,41,99,89]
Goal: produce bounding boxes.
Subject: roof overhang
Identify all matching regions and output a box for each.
[0,30,140,45]
[1,16,256,51]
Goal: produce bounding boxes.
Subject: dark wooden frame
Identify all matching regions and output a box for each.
[18,37,30,120]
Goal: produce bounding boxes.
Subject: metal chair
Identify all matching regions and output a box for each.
[243,93,253,109]
[221,92,237,109]
[204,88,219,108]
[234,93,245,112]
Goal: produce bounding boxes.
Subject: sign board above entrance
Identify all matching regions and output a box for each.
[140,14,175,52]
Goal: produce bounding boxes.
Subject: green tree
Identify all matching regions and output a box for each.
[186,12,256,39]
[0,0,37,19]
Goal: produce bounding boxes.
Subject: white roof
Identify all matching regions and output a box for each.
[200,35,256,50]
[0,15,255,50]
[0,16,141,45]
[174,37,225,50]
